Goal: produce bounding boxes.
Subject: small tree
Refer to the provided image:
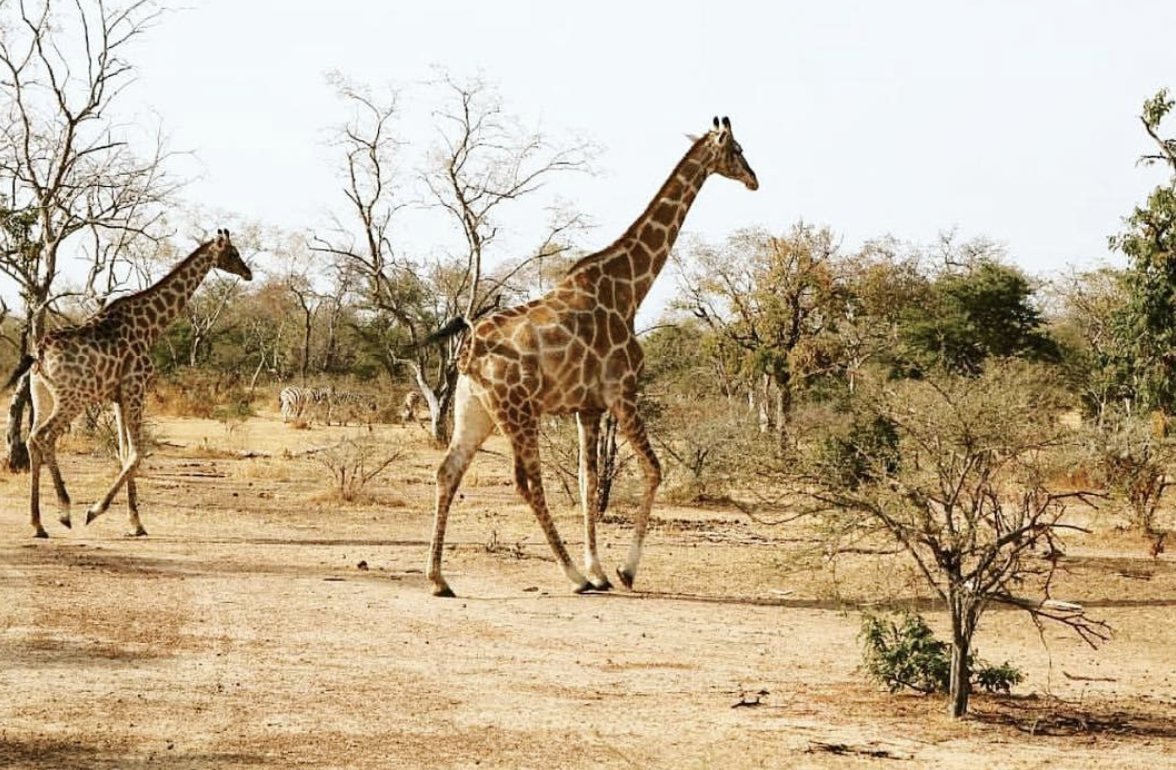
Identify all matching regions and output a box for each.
[1088,413,1174,534]
[900,239,1058,375]
[313,436,401,503]
[675,224,848,445]
[1110,88,1176,414]
[1051,267,1132,426]
[788,361,1109,717]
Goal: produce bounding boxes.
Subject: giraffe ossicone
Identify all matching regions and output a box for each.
[426,117,758,597]
[13,229,252,538]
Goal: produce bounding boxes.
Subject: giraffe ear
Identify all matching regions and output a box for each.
[685,133,701,143]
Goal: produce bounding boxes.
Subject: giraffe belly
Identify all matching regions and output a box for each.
[538,378,605,414]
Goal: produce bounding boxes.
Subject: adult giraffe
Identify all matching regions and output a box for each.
[426,117,758,597]
[7,229,252,538]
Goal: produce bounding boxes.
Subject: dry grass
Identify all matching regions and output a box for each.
[1,411,1173,769]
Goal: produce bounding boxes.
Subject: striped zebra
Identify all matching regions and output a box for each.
[325,389,379,428]
[279,386,330,423]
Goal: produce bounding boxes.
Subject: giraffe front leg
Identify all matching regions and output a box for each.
[577,411,611,591]
[611,399,661,590]
[116,403,147,537]
[87,398,146,536]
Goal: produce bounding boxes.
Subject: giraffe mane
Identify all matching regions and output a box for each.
[98,239,214,316]
[564,132,713,277]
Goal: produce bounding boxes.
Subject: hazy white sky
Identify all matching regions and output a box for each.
[102,1,1176,303]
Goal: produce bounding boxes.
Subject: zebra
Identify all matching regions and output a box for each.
[401,391,422,424]
[325,389,379,428]
[279,386,330,423]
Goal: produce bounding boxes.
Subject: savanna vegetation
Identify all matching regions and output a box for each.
[2,0,1175,739]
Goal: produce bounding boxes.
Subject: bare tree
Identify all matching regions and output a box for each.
[313,71,591,443]
[414,72,592,441]
[0,0,176,470]
[316,260,353,374]
[286,274,319,384]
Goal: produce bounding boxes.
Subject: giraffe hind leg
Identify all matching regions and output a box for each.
[428,378,495,597]
[27,411,73,538]
[507,419,592,594]
[115,403,147,536]
[27,377,76,537]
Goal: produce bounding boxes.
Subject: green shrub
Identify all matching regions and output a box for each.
[820,413,900,489]
[860,612,1023,696]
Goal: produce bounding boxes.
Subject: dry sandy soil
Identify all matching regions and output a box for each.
[1,410,1174,769]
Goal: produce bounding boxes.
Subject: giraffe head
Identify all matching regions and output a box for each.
[210,228,253,280]
[706,116,758,191]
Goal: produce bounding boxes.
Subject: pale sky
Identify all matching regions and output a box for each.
[32,2,1176,316]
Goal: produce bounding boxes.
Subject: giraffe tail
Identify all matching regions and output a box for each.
[4,353,35,391]
[420,316,471,348]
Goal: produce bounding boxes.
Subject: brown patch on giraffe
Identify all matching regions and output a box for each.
[639,225,666,251]
[537,325,570,350]
[614,282,634,318]
[598,277,616,309]
[581,352,601,386]
[652,201,678,226]
[527,304,558,326]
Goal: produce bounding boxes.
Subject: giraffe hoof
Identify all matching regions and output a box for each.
[58,515,71,529]
[572,581,594,595]
[616,567,635,590]
[589,577,614,592]
[432,585,456,598]
[84,507,101,525]
[126,527,148,538]
[33,527,48,539]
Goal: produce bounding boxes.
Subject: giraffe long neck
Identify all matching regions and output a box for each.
[105,242,216,342]
[565,137,714,321]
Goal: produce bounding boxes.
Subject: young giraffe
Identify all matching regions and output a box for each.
[11,230,252,538]
[427,117,758,596]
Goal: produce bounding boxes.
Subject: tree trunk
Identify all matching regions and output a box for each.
[948,594,977,718]
[249,356,266,394]
[774,368,793,448]
[595,413,619,514]
[406,359,455,447]
[948,630,970,718]
[298,306,312,385]
[756,374,772,433]
[5,374,32,472]
[189,332,202,368]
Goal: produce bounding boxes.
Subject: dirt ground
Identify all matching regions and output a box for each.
[1,410,1174,769]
